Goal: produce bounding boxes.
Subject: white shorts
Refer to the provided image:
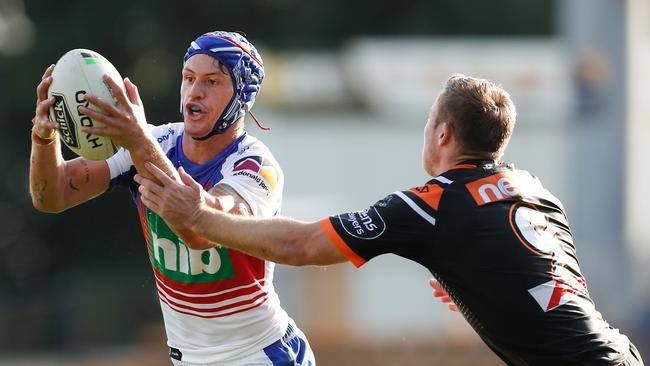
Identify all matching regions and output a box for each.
[170,321,315,366]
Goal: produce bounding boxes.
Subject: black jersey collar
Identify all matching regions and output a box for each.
[448,159,498,171]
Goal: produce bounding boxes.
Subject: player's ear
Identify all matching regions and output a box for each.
[439,121,454,146]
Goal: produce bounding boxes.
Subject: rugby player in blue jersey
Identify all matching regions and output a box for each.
[30,31,314,365]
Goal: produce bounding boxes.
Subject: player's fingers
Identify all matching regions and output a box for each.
[179,167,202,191]
[429,278,444,292]
[36,96,56,116]
[209,196,223,211]
[124,77,143,106]
[139,192,160,213]
[449,304,459,312]
[145,162,174,186]
[103,74,130,109]
[78,106,116,128]
[137,180,164,199]
[134,174,162,191]
[41,64,55,80]
[80,125,116,137]
[36,76,53,102]
[82,95,120,119]
[228,203,250,217]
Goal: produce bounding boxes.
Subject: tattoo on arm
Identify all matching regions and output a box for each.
[34,179,47,203]
[80,160,90,183]
[64,159,91,192]
[68,178,80,191]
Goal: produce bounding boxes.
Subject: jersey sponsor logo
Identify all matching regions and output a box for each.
[169,347,182,361]
[236,145,250,155]
[338,207,386,240]
[233,156,263,173]
[232,156,278,192]
[410,184,444,210]
[156,127,175,143]
[147,210,236,284]
[510,204,588,312]
[466,172,522,206]
[528,279,587,312]
[376,195,394,208]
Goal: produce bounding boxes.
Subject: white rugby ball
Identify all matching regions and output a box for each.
[48,49,123,160]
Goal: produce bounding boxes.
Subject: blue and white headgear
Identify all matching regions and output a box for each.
[183,31,265,140]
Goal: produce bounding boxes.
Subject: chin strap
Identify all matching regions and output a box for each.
[191,130,216,141]
[249,111,271,131]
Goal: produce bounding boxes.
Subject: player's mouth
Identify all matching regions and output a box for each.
[185,103,206,118]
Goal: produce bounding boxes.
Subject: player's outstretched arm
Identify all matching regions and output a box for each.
[165,184,252,251]
[30,65,110,213]
[135,163,347,266]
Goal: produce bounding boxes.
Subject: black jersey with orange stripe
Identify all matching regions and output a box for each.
[322,159,632,366]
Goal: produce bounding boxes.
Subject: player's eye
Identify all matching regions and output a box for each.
[184,75,195,83]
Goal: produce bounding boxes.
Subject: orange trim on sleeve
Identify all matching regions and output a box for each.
[319,218,367,268]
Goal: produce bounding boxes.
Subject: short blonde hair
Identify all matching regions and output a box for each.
[435,74,516,159]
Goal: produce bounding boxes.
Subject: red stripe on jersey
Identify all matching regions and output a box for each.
[139,200,269,300]
[320,219,367,268]
[466,172,521,206]
[409,184,444,210]
[158,291,269,318]
[136,200,154,260]
[157,286,268,313]
[154,274,266,304]
[546,282,569,311]
[152,258,263,295]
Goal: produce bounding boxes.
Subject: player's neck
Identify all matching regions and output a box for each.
[182,123,244,165]
[432,151,494,176]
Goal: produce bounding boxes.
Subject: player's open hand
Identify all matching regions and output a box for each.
[429,278,459,312]
[33,64,59,139]
[78,74,148,151]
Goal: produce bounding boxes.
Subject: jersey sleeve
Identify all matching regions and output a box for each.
[218,149,284,218]
[320,185,444,267]
[106,123,183,190]
[106,146,135,189]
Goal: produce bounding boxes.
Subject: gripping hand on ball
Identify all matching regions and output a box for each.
[78,74,149,152]
[32,64,58,140]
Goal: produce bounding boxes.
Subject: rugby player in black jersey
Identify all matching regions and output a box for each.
[136,74,644,366]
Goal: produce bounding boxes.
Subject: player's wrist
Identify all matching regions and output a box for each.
[31,128,57,145]
[124,133,157,160]
[189,205,212,237]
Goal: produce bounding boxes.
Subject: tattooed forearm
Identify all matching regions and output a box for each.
[68,178,80,191]
[80,160,90,183]
[33,179,47,203]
